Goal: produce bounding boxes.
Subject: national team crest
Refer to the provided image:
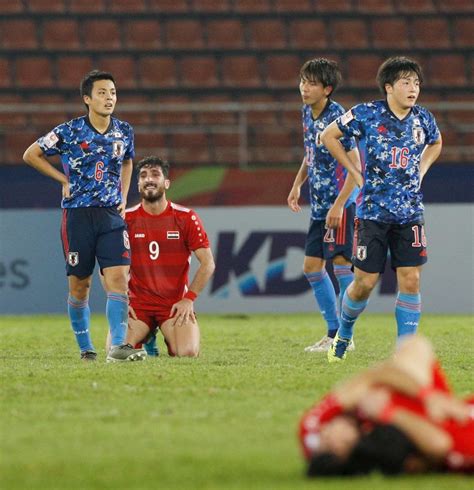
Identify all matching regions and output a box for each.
[123,230,130,249]
[356,246,367,261]
[112,140,125,157]
[68,252,79,266]
[412,126,425,145]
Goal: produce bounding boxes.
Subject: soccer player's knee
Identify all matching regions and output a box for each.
[398,335,434,360]
[176,345,199,358]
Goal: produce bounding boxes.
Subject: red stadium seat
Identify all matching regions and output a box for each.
[180,56,219,87]
[315,0,353,12]
[148,0,189,11]
[233,0,272,11]
[96,56,137,89]
[0,20,38,49]
[56,56,94,88]
[0,0,24,12]
[134,133,168,156]
[153,96,194,125]
[331,19,370,48]
[274,0,312,11]
[453,19,474,47]
[240,94,280,124]
[288,20,328,49]
[68,0,105,12]
[123,20,162,50]
[221,56,261,87]
[0,58,12,88]
[26,0,65,12]
[346,54,384,88]
[428,54,467,86]
[191,0,231,12]
[138,56,177,88]
[28,94,75,128]
[248,20,287,48]
[412,18,451,48]
[109,0,147,12]
[195,95,238,125]
[4,131,41,164]
[42,20,80,50]
[265,55,302,88]
[396,0,436,12]
[165,20,205,49]
[356,0,395,12]
[207,20,245,48]
[172,133,211,165]
[250,129,294,164]
[83,21,121,50]
[16,57,53,88]
[438,0,474,11]
[0,95,27,128]
[210,133,240,164]
[371,19,410,48]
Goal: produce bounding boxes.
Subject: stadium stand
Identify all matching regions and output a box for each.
[0,0,472,172]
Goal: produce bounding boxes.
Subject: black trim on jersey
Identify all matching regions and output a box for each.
[309,97,332,122]
[85,115,114,135]
[382,99,413,122]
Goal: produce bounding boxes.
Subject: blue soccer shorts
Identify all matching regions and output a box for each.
[352,219,428,273]
[61,207,131,277]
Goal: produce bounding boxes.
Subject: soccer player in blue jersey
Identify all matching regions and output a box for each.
[321,56,442,362]
[287,58,360,352]
[23,70,146,363]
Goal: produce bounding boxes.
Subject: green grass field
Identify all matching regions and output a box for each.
[1,313,473,490]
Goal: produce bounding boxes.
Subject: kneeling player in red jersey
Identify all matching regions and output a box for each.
[299,335,474,475]
[115,156,215,357]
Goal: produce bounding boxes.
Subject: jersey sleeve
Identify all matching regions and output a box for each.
[124,123,135,160]
[336,104,366,139]
[36,123,67,156]
[184,210,210,251]
[424,109,441,145]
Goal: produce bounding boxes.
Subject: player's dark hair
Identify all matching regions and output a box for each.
[376,56,424,95]
[80,70,116,99]
[299,58,342,96]
[136,156,170,178]
[307,425,416,478]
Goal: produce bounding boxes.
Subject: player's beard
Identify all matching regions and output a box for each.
[141,186,165,203]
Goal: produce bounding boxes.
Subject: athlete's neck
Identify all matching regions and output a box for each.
[386,97,411,120]
[88,111,111,134]
[311,97,328,119]
[142,196,168,215]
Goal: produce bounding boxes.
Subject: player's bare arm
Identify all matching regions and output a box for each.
[118,157,133,216]
[23,142,70,198]
[287,157,309,213]
[321,122,363,188]
[419,137,443,184]
[170,247,215,326]
[326,147,361,229]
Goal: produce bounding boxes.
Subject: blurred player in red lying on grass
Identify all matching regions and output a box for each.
[107,156,215,358]
[299,335,474,476]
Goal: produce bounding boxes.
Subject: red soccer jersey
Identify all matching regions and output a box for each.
[125,201,210,310]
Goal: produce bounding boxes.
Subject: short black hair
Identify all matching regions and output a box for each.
[376,56,424,95]
[136,156,170,179]
[299,58,342,96]
[307,425,416,478]
[80,70,116,99]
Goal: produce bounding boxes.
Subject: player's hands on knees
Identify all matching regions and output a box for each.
[170,299,196,326]
[129,305,138,320]
[326,203,343,229]
[287,187,301,212]
[424,392,469,424]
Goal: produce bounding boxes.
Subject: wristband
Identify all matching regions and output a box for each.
[184,291,197,301]
[379,402,397,424]
[417,386,436,401]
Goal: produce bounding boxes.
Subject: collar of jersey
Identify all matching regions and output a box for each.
[382,99,413,123]
[85,115,114,135]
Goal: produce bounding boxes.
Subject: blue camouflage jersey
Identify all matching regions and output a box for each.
[303,100,357,220]
[336,100,440,224]
[37,116,135,208]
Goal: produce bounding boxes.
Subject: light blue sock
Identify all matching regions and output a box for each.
[333,264,354,315]
[305,270,339,337]
[67,295,94,352]
[144,334,159,357]
[395,292,421,339]
[339,291,369,339]
[106,292,128,346]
